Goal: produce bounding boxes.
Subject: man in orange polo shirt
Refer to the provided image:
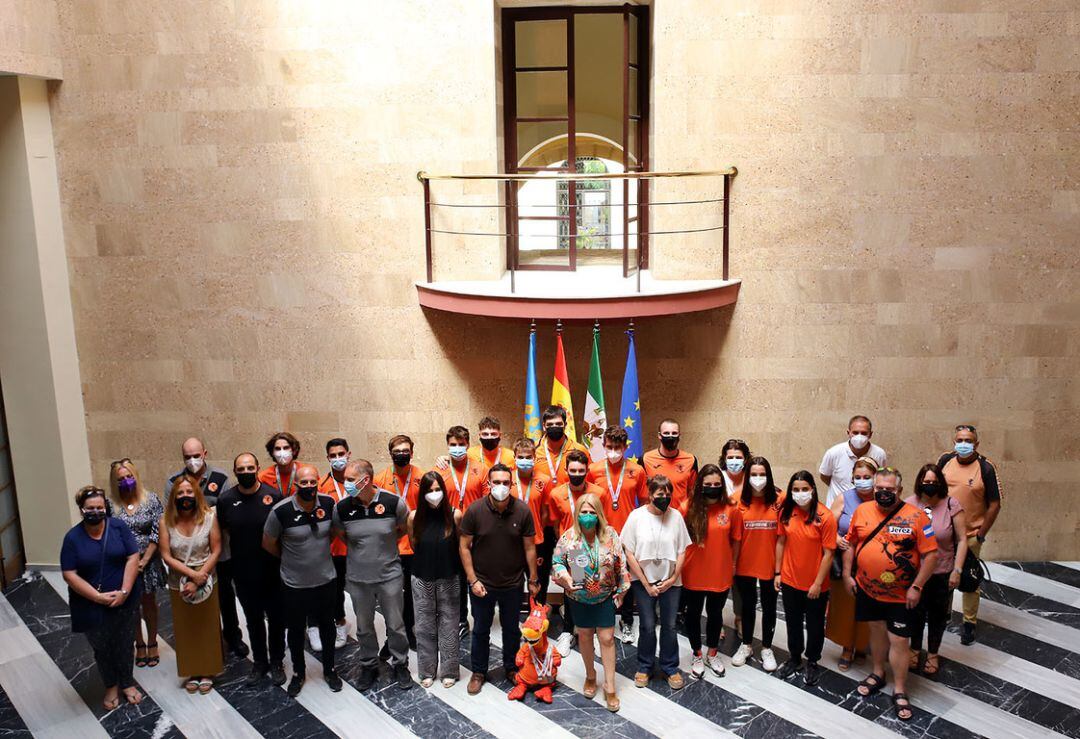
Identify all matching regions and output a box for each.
[258,431,303,495]
[642,419,698,508]
[469,416,516,474]
[317,437,352,650]
[534,405,588,485]
[373,434,423,651]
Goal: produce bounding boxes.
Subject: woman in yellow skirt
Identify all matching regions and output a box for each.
[160,474,224,693]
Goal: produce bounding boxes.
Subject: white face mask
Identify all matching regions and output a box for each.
[490,484,510,502]
[425,490,444,508]
[725,458,744,474]
[749,475,768,492]
[854,478,873,492]
[185,456,204,474]
[448,445,468,460]
[850,433,869,449]
[606,449,624,464]
[273,449,294,465]
[792,490,814,507]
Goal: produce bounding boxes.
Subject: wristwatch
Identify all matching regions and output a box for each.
[528,579,540,585]
[120,589,129,595]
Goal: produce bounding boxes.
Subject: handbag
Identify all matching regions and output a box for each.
[177,514,214,605]
[949,501,988,593]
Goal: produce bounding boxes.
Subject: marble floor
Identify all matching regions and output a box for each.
[2,562,1078,738]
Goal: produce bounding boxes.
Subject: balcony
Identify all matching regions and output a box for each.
[416,168,741,320]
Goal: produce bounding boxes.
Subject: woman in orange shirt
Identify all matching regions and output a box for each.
[679,464,741,679]
[773,471,837,686]
[732,456,782,672]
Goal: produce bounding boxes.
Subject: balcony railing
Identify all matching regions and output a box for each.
[417,168,737,293]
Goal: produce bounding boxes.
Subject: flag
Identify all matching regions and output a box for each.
[551,330,577,443]
[523,326,541,442]
[619,327,643,464]
[581,324,608,461]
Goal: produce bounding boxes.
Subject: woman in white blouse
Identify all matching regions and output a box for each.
[620,475,691,691]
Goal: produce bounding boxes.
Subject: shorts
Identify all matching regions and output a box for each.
[854,588,910,637]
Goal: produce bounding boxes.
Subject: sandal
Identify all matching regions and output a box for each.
[838,649,854,671]
[146,642,160,668]
[135,645,149,668]
[892,692,913,721]
[122,687,142,705]
[856,672,886,697]
[923,654,940,676]
[198,678,213,694]
[103,693,120,710]
[908,649,922,672]
[185,679,199,694]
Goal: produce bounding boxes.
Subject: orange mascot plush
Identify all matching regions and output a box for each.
[508,598,561,703]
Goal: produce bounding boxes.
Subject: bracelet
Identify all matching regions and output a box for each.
[469,580,479,587]
[911,584,922,591]
[528,579,539,585]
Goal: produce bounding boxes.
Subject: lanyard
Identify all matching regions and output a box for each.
[605,461,627,510]
[514,472,532,504]
[393,468,413,510]
[449,459,470,507]
[543,438,567,480]
[529,642,555,680]
[276,463,296,495]
[483,446,502,470]
[328,475,343,500]
[581,532,600,572]
[568,486,585,517]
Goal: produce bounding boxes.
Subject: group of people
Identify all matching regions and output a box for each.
[59,411,1001,721]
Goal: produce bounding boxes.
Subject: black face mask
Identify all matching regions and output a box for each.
[236,471,258,489]
[652,496,672,512]
[918,483,941,499]
[176,497,197,512]
[480,437,500,451]
[660,435,679,451]
[874,490,897,508]
[391,452,412,467]
[545,426,565,441]
[568,473,587,488]
[297,485,318,501]
[702,486,724,501]
[82,510,106,524]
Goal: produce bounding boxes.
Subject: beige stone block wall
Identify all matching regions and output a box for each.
[11,1,1078,561]
[0,0,62,78]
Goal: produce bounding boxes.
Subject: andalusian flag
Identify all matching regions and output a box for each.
[581,325,607,461]
[619,327,643,464]
[551,331,577,442]
[523,327,541,442]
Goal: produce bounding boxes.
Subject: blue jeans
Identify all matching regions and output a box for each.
[470,585,522,676]
[632,581,681,676]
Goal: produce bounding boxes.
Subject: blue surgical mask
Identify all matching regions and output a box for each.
[854,478,873,492]
[725,458,744,474]
[344,480,359,497]
[330,457,348,471]
[448,445,468,460]
[955,441,975,458]
[516,458,534,473]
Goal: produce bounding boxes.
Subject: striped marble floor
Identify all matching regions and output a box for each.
[1,562,1078,738]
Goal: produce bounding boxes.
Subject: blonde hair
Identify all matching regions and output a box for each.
[163,473,209,530]
[852,456,880,480]
[571,492,612,546]
[109,458,147,508]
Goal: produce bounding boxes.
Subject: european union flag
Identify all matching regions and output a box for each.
[523,325,542,442]
[619,327,643,464]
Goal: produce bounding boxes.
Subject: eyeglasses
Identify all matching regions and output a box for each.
[110,458,132,468]
[955,424,977,432]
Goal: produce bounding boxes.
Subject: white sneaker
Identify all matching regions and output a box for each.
[335,623,347,649]
[555,631,575,658]
[307,626,322,652]
[731,644,753,667]
[705,652,726,677]
[691,652,705,679]
[618,619,635,644]
[761,648,778,672]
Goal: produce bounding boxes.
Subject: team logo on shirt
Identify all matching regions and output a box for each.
[744,520,777,530]
[315,507,326,519]
[879,571,896,584]
[717,513,729,526]
[263,495,273,505]
[375,504,385,515]
[208,482,219,493]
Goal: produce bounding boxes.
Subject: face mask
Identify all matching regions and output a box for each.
[702,485,724,501]
[749,475,768,492]
[660,435,679,451]
[344,480,359,497]
[480,437,500,451]
[391,451,412,468]
[874,489,897,507]
[176,497,197,512]
[273,449,293,466]
[236,471,258,488]
[117,477,136,495]
[725,458,744,474]
[425,490,444,508]
[297,485,318,501]
[955,441,975,457]
[652,496,672,512]
[792,490,814,507]
[854,478,873,492]
[185,456,204,474]
[606,449,624,465]
[568,473,587,488]
[515,458,534,473]
[918,483,941,499]
[329,456,348,471]
[577,512,598,530]
[82,509,106,524]
[850,434,869,449]
[490,484,510,502]
[448,445,468,460]
[545,426,565,441]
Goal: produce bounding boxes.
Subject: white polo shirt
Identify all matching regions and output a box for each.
[818,440,887,507]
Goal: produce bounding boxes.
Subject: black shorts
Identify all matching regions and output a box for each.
[855,588,910,637]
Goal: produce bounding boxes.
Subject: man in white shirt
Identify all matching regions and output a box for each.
[818,415,887,507]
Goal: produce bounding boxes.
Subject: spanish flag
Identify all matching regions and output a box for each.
[551,331,577,443]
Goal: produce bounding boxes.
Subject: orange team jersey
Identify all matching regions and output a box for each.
[586,458,647,533]
[547,482,610,536]
[679,500,742,592]
[641,448,699,508]
[318,473,349,558]
[373,464,423,556]
[467,445,516,475]
[512,470,550,545]
[736,493,785,580]
[433,460,485,511]
[258,463,300,495]
[533,437,589,485]
[846,501,937,603]
[778,503,837,591]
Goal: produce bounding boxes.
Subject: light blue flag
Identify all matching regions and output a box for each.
[523,326,542,442]
[619,327,643,466]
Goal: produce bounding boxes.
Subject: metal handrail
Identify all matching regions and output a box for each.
[417,167,737,182]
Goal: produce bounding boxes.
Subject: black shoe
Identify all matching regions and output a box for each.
[804,661,821,686]
[246,663,268,686]
[458,621,470,640]
[229,640,251,659]
[775,659,802,680]
[357,666,378,691]
[269,663,287,686]
[379,642,390,661]
[325,671,343,692]
[960,622,976,645]
[287,675,304,697]
[394,664,412,690]
[407,635,417,652]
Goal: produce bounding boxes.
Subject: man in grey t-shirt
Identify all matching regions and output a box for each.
[262,464,342,697]
[332,459,411,691]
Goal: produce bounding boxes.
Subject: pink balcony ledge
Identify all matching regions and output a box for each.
[415,266,741,320]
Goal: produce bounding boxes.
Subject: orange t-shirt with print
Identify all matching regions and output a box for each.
[735,493,785,580]
[846,501,938,603]
[467,445,516,475]
[778,503,837,591]
[547,482,610,536]
[258,463,300,496]
[533,437,589,485]
[432,460,485,511]
[586,458,647,533]
[641,448,698,509]
[512,470,551,545]
[318,472,349,558]
[373,464,423,556]
[679,500,742,592]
